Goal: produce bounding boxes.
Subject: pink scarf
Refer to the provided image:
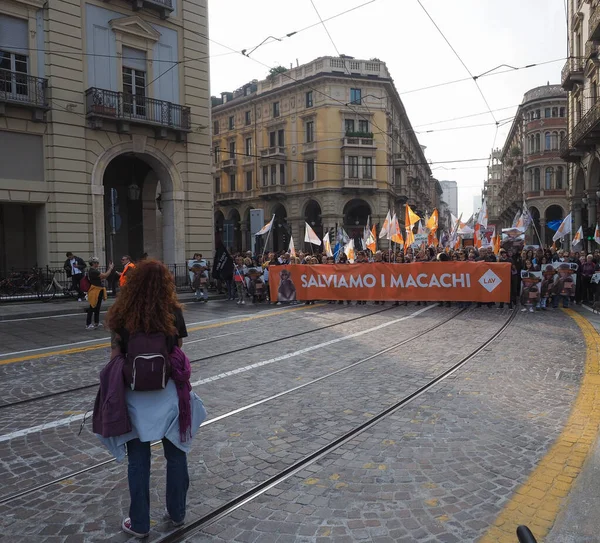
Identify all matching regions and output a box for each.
[170,346,192,442]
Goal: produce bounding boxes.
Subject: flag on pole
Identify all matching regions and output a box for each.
[390,213,404,246]
[551,241,557,251]
[416,220,424,236]
[362,216,370,250]
[379,211,392,239]
[288,236,296,257]
[366,224,377,253]
[474,224,481,249]
[511,209,521,228]
[426,209,439,234]
[406,205,421,227]
[477,200,488,228]
[344,239,355,263]
[552,212,572,242]
[492,229,501,255]
[595,224,600,245]
[572,225,584,246]
[323,232,333,257]
[304,222,322,246]
[255,214,275,236]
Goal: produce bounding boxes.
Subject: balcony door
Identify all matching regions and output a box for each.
[122,47,147,118]
[0,14,29,99]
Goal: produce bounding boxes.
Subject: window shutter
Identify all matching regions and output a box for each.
[122,46,147,71]
[0,14,29,54]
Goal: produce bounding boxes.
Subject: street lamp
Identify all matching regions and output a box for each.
[128,183,141,201]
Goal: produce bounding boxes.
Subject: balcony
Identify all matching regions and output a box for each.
[221,158,237,170]
[119,0,174,18]
[259,184,287,199]
[242,155,254,165]
[215,191,244,205]
[342,178,377,192]
[561,57,584,91]
[0,69,48,121]
[392,152,407,165]
[85,87,191,140]
[342,133,375,148]
[571,99,600,150]
[260,146,287,160]
[559,135,585,162]
[302,141,316,154]
[586,40,598,59]
[590,7,600,41]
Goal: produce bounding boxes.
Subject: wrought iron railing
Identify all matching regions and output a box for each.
[561,57,584,86]
[590,7,600,41]
[572,99,600,146]
[0,69,48,108]
[85,87,191,131]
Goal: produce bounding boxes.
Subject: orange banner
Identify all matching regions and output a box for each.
[269,262,510,302]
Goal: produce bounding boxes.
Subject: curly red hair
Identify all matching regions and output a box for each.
[106,259,181,336]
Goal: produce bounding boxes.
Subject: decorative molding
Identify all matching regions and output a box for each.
[109,16,161,42]
[132,134,148,154]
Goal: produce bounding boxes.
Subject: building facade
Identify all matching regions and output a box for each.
[211,56,439,253]
[439,180,458,216]
[0,0,211,273]
[561,0,600,248]
[487,85,568,245]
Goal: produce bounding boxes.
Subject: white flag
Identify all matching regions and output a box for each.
[553,213,572,242]
[572,225,584,246]
[477,200,488,228]
[323,232,333,257]
[343,239,355,263]
[304,222,322,246]
[288,236,296,257]
[595,224,600,245]
[379,211,392,239]
[255,214,275,236]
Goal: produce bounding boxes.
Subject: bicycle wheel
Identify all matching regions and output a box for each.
[37,278,57,302]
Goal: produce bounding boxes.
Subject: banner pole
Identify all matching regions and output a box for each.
[261,214,275,259]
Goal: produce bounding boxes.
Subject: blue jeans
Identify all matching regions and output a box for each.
[126,438,189,533]
[553,295,570,309]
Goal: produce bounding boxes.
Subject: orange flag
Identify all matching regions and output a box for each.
[493,232,501,255]
[428,233,438,247]
[391,214,404,246]
[474,224,482,249]
[367,224,377,253]
[405,204,421,228]
[426,209,439,234]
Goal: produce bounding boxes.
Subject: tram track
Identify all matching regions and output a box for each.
[158,309,517,543]
[0,305,465,506]
[0,304,396,410]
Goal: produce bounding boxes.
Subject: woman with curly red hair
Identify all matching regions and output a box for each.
[94,259,206,539]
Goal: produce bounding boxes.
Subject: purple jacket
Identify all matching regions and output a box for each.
[92,355,131,438]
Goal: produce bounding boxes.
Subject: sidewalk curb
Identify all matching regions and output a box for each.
[0,293,227,321]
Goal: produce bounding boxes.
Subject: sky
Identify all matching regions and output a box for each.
[207,0,567,218]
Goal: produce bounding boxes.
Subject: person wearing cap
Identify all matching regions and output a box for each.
[86,258,114,330]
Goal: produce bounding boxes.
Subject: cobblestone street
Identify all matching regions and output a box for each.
[0,302,595,542]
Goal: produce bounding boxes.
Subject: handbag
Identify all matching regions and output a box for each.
[80,274,91,293]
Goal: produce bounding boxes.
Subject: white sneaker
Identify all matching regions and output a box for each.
[78,298,83,302]
[95,323,103,329]
[521,308,527,312]
[86,324,95,330]
[241,300,245,305]
[529,307,534,313]
[163,509,185,527]
[236,300,241,305]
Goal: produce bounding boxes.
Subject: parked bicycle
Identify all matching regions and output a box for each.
[0,268,50,300]
[36,269,80,302]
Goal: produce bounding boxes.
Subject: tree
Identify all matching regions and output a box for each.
[268,66,288,79]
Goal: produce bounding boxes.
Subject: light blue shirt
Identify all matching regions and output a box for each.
[97,380,207,462]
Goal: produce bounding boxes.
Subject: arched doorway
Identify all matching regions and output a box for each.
[304,200,322,250]
[92,142,183,265]
[214,210,225,247]
[103,154,163,263]
[343,199,371,246]
[545,205,564,246]
[224,209,241,253]
[529,206,541,245]
[586,159,600,230]
[272,204,289,253]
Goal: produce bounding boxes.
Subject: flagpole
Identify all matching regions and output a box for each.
[261,214,275,258]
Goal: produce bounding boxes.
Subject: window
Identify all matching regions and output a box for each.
[213,120,219,135]
[363,157,373,179]
[229,173,236,192]
[577,100,583,122]
[306,91,313,108]
[556,166,564,189]
[348,156,359,178]
[262,167,268,186]
[245,137,252,156]
[277,129,285,147]
[552,131,559,149]
[350,88,362,105]
[280,164,286,185]
[214,177,221,194]
[560,107,566,117]
[122,47,147,117]
[534,168,541,191]
[270,165,277,185]
[552,107,558,117]
[358,120,369,133]
[0,15,29,98]
[229,141,236,158]
[245,110,251,125]
[560,131,566,145]
[214,146,221,164]
[345,119,355,134]
[545,132,551,150]
[535,133,540,152]
[228,115,234,130]
[545,167,554,190]
[306,160,315,182]
[394,168,402,186]
[269,131,276,147]
[535,109,541,119]
[545,108,551,118]
[246,170,253,191]
[305,121,314,143]
[273,101,280,118]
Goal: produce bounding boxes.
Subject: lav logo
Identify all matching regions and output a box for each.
[479,269,502,292]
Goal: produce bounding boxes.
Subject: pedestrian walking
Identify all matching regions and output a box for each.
[86,257,113,330]
[93,259,206,539]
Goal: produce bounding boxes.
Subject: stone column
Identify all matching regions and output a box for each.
[162,191,186,265]
[539,217,546,247]
[91,185,106,264]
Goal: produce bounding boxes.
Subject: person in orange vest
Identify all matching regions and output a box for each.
[117,255,136,288]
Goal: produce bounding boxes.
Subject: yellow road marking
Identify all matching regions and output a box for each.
[480,309,600,542]
[0,304,320,366]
